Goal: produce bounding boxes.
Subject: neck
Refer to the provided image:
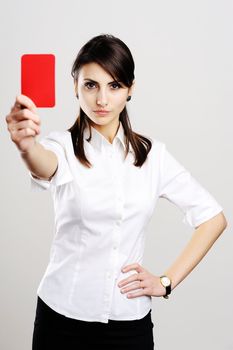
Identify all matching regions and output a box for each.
[89,120,120,144]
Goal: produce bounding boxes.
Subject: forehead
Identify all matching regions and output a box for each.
[79,62,115,82]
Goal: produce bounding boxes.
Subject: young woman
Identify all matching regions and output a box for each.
[6,34,227,350]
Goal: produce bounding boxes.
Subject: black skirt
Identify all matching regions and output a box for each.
[32,296,154,350]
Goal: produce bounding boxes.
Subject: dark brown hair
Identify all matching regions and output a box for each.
[68,33,152,168]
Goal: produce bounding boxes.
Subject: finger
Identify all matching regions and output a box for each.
[122,263,144,273]
[12,127,37,139]
[11,94,37,113]
[120,280,143,293]
[10,108,40,125]
[126,289,145,299]
[118,273,142,287]
[10,119,40,134]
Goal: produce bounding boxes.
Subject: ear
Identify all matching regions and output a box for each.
[128,80,135,96]
[74,81,78,95]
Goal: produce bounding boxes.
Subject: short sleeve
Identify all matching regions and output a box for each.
[158,143,223,228]
[29,131,73,191]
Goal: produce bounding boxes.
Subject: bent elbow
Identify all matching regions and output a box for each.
[196,211,228,233]
[213,211,228,233]
[221,212,228,230]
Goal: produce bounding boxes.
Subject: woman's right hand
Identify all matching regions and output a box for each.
[5,94,41,153]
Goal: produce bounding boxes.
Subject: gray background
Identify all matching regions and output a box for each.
[1,0,232,349]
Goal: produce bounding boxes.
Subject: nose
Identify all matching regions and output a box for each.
[96,88,108,106]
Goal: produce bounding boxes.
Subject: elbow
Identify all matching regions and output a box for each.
[196,211,228,233]
[215,211,228,231]
[212,211,228,233]
[221,212,228,231]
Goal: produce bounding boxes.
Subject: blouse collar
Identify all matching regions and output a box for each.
[83,121,133,153]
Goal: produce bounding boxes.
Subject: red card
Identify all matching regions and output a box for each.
[21,54,55,107]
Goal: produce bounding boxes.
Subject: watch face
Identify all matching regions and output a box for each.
[161,276,171,287]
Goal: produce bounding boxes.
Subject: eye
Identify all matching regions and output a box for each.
[84,81,122,90]
[84,82,96,89]
[111,82,121,89]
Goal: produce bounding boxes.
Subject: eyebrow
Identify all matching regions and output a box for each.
[84,78,121,84]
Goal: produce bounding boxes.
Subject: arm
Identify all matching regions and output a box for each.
[20,142,58,181]
[163,211,228,291]
[5,94,58,181]
[117,212,227,299]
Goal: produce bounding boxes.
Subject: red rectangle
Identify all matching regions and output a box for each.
[21,54,55,108]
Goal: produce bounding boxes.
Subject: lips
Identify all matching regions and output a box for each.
[94,110,109,113]
[94,110,110,115]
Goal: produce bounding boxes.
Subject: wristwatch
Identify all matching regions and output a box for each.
[159,275,172,299]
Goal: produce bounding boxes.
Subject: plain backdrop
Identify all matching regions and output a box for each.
[0,0,232,349]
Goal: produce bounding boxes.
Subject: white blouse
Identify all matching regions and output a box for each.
[29,121,223,323]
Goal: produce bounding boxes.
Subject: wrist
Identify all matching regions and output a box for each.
[159,275,172,299]
[20,140,38,157]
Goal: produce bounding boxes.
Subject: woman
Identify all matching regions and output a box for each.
[6,34,227,350]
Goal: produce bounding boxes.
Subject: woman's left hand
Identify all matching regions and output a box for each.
[117,263,166,299]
